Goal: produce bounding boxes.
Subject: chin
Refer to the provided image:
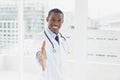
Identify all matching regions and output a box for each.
[53,30,59,34]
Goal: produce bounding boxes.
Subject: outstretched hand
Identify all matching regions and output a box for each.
[39,40,47,71]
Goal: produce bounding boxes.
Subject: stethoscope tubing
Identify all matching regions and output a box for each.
[44,30,69,54]
[44,30,54,48]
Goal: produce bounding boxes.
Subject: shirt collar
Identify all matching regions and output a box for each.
[46,27,59,39]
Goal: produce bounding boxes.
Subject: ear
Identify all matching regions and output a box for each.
[62,19,64,24]
[46,17,48,22]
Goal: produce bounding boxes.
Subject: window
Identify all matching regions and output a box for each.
[0,0,76,80]
[87,0,120,64]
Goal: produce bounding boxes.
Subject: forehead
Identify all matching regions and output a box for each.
[48,12,64,19]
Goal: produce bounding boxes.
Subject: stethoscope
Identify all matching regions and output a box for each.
[44,30,70,53]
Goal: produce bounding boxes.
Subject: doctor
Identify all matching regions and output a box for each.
[35,8,69,80]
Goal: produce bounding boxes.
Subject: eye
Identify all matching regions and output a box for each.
[51,19,55,22]
[58,20,61,22]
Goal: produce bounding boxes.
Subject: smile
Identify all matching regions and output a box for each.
[53,26,58,29]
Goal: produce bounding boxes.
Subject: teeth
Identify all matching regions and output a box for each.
[53,26,58,29]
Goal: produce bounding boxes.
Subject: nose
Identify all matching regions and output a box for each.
[54,21,59,26]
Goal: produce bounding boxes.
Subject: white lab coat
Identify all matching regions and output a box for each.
[32,28,70,80]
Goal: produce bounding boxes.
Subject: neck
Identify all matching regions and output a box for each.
[48,27,59,35]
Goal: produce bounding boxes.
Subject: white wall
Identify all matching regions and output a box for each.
[85,63,120,80]
[0,56,19,71]
[0,56,4,70]
[4,56,19,71]
[23,57,40,74]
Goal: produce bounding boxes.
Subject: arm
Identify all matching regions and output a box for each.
[36,40,47,71]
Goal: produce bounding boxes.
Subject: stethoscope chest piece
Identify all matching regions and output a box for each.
[44,30,58,53]
[52,48,56,53]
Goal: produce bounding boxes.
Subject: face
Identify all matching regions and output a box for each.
[46,12,64,34]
